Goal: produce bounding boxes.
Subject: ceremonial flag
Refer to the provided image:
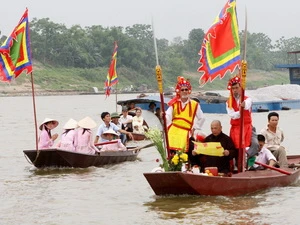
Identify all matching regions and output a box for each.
[0,9,32,82]
[105,42,118,97]
[198,0,240,86]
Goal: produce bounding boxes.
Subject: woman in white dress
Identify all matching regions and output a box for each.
[132,109,149,134]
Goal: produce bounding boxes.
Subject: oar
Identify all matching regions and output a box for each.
[95,140,118,146]
[135,142,155,150]
[255,161,292,175]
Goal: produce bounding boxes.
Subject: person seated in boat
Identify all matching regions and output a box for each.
[127,102,140,113]
[57,118,78,151]
[110,112,126,144]
[148,102,156,113]
[38,118,59,150]
[193,120,237,174]
[76,116,100,155]
[100,130,126,151]
[165,76,205,154]
[250,134,277,170]
[154,107,163,124]
[94,112,133,143]
[260,112,288,167]
[119,106,133,133]
[132,108,149,134]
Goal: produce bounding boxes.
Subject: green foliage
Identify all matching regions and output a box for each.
[0,18,296,91]
[145,128,169,171]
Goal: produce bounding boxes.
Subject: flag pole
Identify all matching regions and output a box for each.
[238,8,248,173]
[152,18,170,158]
[30,72,39,150]
[115,83,118,112]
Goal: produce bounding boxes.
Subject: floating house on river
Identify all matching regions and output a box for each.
[275,50,300,85]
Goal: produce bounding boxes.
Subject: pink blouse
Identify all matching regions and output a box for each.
[76,128,99,154]
[38,129,54,149]
[57,130,77,151]
[100,139,127,151]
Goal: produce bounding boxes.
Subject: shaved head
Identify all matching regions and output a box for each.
[211,120,222,136]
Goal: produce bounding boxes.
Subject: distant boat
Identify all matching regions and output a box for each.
[117,95,171,111]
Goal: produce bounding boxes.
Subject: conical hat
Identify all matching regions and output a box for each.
[103,129,119,137]
[78,116,97,129]
[63,118,78,129]
[39,118,59,130]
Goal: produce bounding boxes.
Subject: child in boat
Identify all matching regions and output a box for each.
[38,118,59,149]
[100,130,126,151]
[252,134,277,169]
[57,118,78,151]
[76,116,100,155]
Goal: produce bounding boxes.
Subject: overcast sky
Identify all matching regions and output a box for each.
[0,0,299,42]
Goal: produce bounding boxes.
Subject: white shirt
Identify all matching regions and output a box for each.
[254,146,276,167]
[226,96,252,119]
[260,125,284,151]
[119,115,133,128]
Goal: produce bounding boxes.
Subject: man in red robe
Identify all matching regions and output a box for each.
[226,76,252,149]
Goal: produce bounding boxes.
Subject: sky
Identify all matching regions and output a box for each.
[0,0,299,43]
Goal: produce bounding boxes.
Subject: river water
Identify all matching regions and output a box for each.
[1,94,300,225]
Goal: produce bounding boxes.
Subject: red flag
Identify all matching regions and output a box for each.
[105,42,118,97]
[0,9,32,82]
[198,0,240,87]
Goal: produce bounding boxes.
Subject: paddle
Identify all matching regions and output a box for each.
[96,140,154,151]
[135,142,155,151]
[95,140,118,146]
[255,161,292,175]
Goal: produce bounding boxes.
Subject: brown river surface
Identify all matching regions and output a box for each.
[1,94,300,225]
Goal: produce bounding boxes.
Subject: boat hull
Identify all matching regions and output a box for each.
[131,133,147,141]
[144,155,300,196]
[23,148,140,168]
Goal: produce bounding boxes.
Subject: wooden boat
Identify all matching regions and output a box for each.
[117,95,171,112]
[143,155,300,196]
[23,146,141,169]
[131,133,147,141]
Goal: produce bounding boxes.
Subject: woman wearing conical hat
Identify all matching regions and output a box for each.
[76,116,100,155]
[38,118,59,149]
[57,118,78,152]
[100,129,126,151]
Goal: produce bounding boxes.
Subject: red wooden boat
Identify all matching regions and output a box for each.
[143,155,300,196]
[23,146,141,169]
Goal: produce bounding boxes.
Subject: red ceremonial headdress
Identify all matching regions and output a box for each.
[168,76,192,106]
[175,76,192,97]
[227,75,241,109]
[227,76,241,90]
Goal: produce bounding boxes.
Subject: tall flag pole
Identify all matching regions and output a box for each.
[0,9,38,150]
[105,42,118,98]
[198,0,240,87]
[152,18,170,158]
[238,7,248,172]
